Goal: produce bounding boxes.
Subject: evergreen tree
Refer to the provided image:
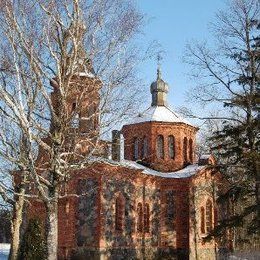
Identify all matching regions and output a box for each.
[19,218,46,260]
[186,0,259,249]
[0,208,11,243]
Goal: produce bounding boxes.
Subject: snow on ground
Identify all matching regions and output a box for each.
[228,252,260,260]
[0,244,10,260]
[229,256,248,260]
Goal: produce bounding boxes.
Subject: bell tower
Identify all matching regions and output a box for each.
[50,68,101,137]
[50,23,101,136]
[36,23,107,164]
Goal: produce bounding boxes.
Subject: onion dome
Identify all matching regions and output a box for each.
[150,67,169,106]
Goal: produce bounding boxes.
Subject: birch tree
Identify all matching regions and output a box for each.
[0,0,144,259]
[184,0,259,250]
[0,68,38,260]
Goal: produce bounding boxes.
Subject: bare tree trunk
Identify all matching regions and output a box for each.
[255,161,260,236]
[192,187,199,260]
[0,1,145,259]
[46,200,58,260]
[9,189,25,260]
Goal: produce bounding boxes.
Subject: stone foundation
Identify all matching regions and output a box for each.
[70,247,190,260]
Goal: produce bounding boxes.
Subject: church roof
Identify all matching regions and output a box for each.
[89,157,204,179]
[127,105,193,126]
[119,160,204,178]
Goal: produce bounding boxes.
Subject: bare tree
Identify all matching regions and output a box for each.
[184,0,259,251]
[0,90,38,260]
[0,0,145,259]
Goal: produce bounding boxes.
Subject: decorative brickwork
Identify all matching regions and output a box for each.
[27,69,227,260]
[122,122,197,172]
[76,178,99,247]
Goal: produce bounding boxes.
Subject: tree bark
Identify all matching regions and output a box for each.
[46,200,58,260]
[8,190,25,260]
[255,160,260,233]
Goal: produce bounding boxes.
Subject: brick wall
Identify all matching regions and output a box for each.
[122,122,198,172]
[27,162,221,260]
[60,163,194,259]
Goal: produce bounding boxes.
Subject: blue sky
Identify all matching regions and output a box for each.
[136,0,226,110]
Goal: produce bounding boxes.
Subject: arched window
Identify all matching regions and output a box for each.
[165,190,175,230]
[93,103,99,128]
[65,200,70,214]
[157,135,164,159]
[206,200,213,233]
[200,207,205,234]
[168,135,175,159]
[144,203,150,233]
[143,137,148,158]
[137,203,143,232]
[115,196,124,231]
[71,102,80,128]
[189,139,193,163]
[183,137,188,163]
[214,207,218,227]
[88,106,95,130]
[133,137,139,160]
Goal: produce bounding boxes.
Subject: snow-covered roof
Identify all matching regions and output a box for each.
[120,160,204,178]
[90,157,204,179]
[200,154,211,160]
[77,71,95,78]
[126,105,193,127]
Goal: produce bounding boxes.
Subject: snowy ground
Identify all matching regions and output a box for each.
[0,244,10,260]
[228,252,260,260]
[0,243,259,259]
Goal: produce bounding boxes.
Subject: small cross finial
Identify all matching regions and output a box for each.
[157,53,162,79]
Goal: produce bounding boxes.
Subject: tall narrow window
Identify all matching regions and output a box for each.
[200,207,205,234]
[133,138,139,160]
[88,106,95,130]
[183,137,188,163]
[157,135,164,159]
[71,102,80,128]
[214,207,218,227]
[115,196,124,231]
[189,139,193,163]
[144,203,150,233]
[206,200,213,233]
[93,103,99,128]
[137,203,143,232]
[165,191,175,230]
[143,137,148,158]
[168,135,175,159]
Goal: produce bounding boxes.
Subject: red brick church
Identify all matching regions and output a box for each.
[30,63,228,260]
